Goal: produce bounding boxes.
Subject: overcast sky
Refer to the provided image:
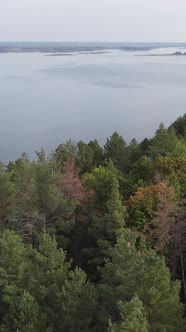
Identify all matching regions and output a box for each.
[1,0,186,42]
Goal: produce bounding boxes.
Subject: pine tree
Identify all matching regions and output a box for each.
[109,296,149,332]
[0,163,15,227]
[30,232,97,331]
[84,175,126,280]
[104,132,127,171]
[12,154,37,241]
[148,123,179,160]
[0,230,31,328]
[1,291,43,332]
[98,229,185,331]
[35,149,61,230]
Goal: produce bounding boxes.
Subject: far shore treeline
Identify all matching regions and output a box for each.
[1,114,186,331]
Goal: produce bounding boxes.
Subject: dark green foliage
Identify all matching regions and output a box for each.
[30,232,97,331]
[0,163,15,227]
[0,231,97,332]
[35,150,60,228]
[85,160,122,212]
[169,113,186,141]
[76,139,104,174]
[124,138,142,172]
[12,154,37,240]
[84,176,127,280]
[131,155,154,183]
[104,132,127,171]
[0,115,186,331]
[99,230,185,331]
[1,292,41,332]
[0,230,32,328]
[109,296,149,332]
[148,123,179,159]
[140,137,151,155]
[53,139,77,170]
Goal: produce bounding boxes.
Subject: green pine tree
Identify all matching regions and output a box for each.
[109,296,149,332]
[98,229,185,331]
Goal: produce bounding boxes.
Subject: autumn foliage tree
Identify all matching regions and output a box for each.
[127,182,178,253]
[57,158,90,206]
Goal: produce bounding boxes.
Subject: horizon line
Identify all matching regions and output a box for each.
[0,41,186,44]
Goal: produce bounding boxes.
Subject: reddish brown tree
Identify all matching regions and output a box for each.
[127,182,178,253]
[146,184,177,253]
[57,158,93,206]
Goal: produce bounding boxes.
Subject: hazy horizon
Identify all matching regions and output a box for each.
[1,0,186,42]
[1,41,186,44]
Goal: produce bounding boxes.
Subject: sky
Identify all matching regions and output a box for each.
[1,0,186,42]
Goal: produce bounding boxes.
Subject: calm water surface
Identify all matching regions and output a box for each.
[1,48,186,162]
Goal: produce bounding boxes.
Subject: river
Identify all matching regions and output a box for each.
[0,46,186,162]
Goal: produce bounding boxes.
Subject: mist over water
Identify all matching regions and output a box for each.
[0,46,186,162]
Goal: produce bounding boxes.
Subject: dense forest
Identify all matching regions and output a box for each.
[1,114,186,331]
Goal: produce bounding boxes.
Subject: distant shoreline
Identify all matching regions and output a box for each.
[0,42,160,54]
[136,51,186,57]
[47,53,75,57]
[47,51,111,56]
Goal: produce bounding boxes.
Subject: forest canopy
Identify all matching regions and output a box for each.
[0,114,186,331]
